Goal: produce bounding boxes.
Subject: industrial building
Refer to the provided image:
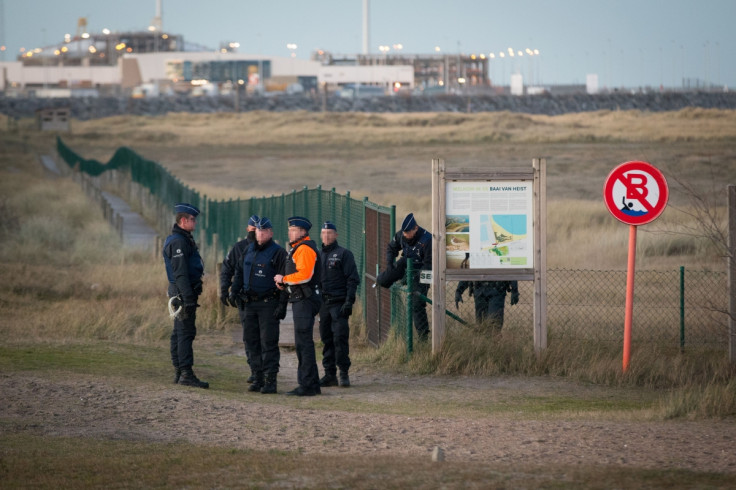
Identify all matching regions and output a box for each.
[0,0,492,98]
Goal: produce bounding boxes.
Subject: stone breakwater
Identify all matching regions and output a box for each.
[2,91,735,120]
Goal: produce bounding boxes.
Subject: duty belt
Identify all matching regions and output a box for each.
[287,284,319,301]
[323,293,346,305]
[242,290,279,303]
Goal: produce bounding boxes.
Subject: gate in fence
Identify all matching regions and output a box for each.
[363,202,395,346]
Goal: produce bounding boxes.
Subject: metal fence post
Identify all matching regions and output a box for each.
[330,188,336,225]
[407,258,414,355]
[680,265,685,351]
[316,185,323,231]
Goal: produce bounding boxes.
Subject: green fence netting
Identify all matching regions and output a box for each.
[57,137,730,349]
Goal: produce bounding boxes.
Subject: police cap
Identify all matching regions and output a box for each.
[257,217,272,229]
[322,221,337,231]
[174,203,200,217]
[248,215,260,227]
[401,213,417,231]
[287,216,312,231]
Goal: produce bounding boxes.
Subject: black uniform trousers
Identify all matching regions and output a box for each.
[170,304,197,369]
[413,283,430,340]
[474,292,507,329]
[237,307,252,371]
[243,300,280,376]
[319,302,351,375]
[292,295,321,391]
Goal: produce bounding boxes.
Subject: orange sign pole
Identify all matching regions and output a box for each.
[623,224,637,372]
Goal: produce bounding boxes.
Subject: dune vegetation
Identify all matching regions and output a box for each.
[2,108,736,486]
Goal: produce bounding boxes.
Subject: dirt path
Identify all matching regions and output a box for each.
[2,347,735,474]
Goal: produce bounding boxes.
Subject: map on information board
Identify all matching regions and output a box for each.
[445,181,533,269]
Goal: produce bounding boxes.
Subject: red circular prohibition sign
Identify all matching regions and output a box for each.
[603,161,669,226]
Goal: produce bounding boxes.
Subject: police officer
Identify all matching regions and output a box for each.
[455,281,520,329]
[318,221,360,388]
[220,214,259,383]
[383,213,432,340]
[274,216,322,396]
[233,217,288,394]
[163,203,208,389]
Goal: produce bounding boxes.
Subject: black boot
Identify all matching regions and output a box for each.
[178,368,209,389]
[247,373,256,384]
[339,371,350,388]
[248,373,264,392]
[319,373,338,387]
[261,373,277,394]
[286,385,319,396]
[173,368,181,384]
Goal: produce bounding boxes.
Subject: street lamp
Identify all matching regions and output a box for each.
[287,43,297,57]
[378,45,390,65]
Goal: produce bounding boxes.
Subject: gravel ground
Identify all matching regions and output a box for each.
[2,346,735,475]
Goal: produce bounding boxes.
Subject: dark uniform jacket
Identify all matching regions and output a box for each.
[232,239,288,299]
[386,226,432,271]
[163,223,204,304]
[220,232,255,298]
[320,241,360,305]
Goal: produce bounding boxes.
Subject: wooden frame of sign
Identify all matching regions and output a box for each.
[430,158,547,354]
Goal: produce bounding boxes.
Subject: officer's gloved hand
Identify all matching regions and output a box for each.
[228,293,239,308]
[339,302,353,318]
[454,291,463,309]
[171,296,183,309]
[273,302,287,320]
[220,295,230,307]
[510,292,520,305]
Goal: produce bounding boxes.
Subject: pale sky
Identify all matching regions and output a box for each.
[2,0,734,89]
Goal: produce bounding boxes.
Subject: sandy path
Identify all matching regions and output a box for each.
[2,351,735,474]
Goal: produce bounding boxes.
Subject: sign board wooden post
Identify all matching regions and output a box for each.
[431,158,547,354]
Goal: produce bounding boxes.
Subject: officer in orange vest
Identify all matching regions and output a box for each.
[274,216,323,396]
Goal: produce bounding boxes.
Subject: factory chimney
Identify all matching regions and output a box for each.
[362,0,370,54]
[151,0,163,31]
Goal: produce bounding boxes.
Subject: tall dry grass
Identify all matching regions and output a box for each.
[67,109,736,149]
[0,166,230,345]
[357,326,736,418]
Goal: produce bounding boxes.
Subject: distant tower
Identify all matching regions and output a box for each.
[151,0,163,31]
[0,0,5,61]
[362,0,370,55]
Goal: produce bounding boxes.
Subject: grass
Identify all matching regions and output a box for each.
[357,328,736,419]
[4,433,734,489]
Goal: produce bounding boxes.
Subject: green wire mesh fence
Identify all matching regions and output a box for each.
[58,137,729,350]
[391,268,728,349]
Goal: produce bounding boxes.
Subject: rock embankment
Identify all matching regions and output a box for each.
[2,91,735,120]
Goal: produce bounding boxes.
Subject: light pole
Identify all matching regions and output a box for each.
[499,52,506,91]
[287,43,297,77]
[488,53,495,86]
[378,45,389,65]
